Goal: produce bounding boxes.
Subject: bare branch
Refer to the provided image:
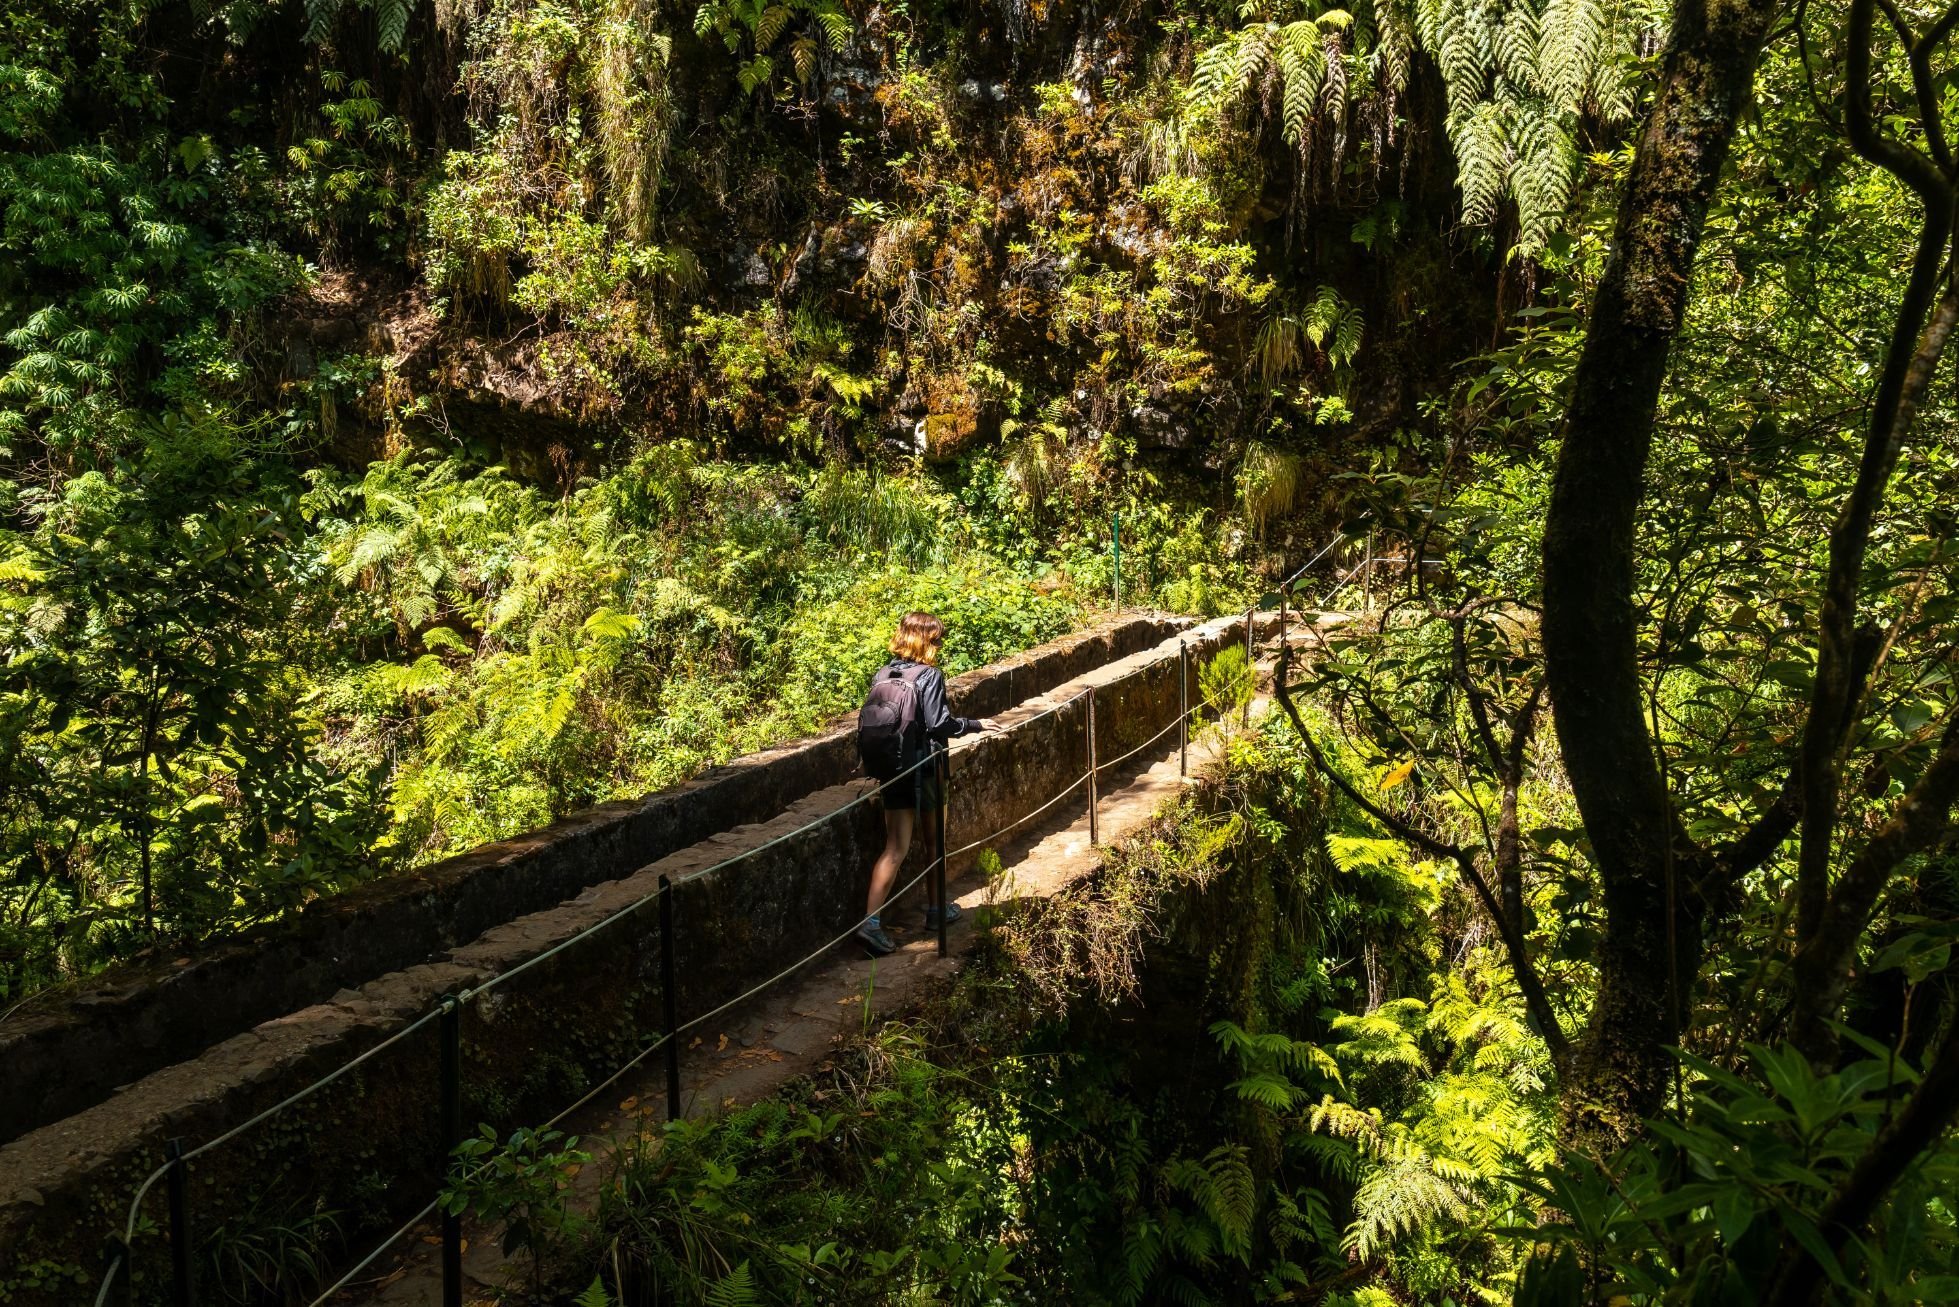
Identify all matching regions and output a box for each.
[1796,269,1959,947]
[1789,715,1959,1055]
[1272,676,1572,1062]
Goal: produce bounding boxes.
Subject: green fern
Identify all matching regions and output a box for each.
[704,1262,759,1307]
[374,0,411,52]
[1344,1156,1472,1260]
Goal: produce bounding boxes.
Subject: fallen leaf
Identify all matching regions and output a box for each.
[1379,759,1416,789]
[618,1096,638,1112]
[716,1033,728,1051]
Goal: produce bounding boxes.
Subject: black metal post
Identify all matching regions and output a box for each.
[439,995,463,1307]
[1086,687,1099,845]
[1178,639,1188,777]
[934,747,949,957]
[1243,606,1255,726]
[660,875,682,1122]
[164,1137,195,1307]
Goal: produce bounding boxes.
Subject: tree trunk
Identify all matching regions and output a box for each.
[1541,0,1781,1144]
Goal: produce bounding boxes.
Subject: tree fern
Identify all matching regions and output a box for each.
[1190,0,1643,251]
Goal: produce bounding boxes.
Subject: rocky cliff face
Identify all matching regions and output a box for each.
[230,0,1500,517]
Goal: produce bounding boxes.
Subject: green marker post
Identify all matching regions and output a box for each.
[1112,512,1121,611]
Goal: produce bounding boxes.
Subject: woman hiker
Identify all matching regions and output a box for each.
[854,611,999,956]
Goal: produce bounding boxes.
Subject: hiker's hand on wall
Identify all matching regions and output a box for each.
[979,718,1001,732]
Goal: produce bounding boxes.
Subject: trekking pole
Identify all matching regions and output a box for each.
[1086,688,1099,845]
[164,1138,196,1307]
[660,876,682,1121]
[935,748,949,958]
[438,994,463,1307]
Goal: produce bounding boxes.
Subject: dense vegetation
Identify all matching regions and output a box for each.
[3,0,1959,1298]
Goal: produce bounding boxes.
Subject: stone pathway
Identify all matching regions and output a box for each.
[347,714,1245,1305]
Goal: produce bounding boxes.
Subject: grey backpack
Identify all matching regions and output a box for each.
[858,663,928,778]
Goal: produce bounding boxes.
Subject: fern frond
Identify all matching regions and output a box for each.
[1344,1156,1471,1260]
[1539,0,1606,110]
[1276,24,1325,145]
[1512,104,1576,250]
[752,4,790,50]
[789,36,818,87]
[1496,5,1540,89]
[1452,100,1510,225]
[374,0,411,52]
[814,7,850,48]
[1233,24,1276,101]
[304,0,342,44]
[704,1262,758,1307]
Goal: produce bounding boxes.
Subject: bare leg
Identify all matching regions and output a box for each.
[866,807,915,919]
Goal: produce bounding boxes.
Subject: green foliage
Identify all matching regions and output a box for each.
[1188,0,1655,250]
[1199,644,1256,718]
[583,1038,1021,1304]
[0,423,381,996]
[693,0,851,98]
[306,450,1079,864]
[443,1125,593,1289]
[1511,1040,1959,1300]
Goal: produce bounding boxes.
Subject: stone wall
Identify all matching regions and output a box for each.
[0,614,1268,1307]
[0,615,1183,1145]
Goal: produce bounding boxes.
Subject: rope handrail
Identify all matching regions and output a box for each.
[302,1196,441,1307]
[95,651,1283,1305]
[100,684,1103,1285]
[542,857,940,1134]
[1281,532,1347,591]
[945,769,1093,863]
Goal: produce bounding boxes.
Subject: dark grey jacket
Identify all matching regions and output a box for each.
[887,658,980,743]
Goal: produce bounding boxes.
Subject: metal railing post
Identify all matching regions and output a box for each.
[935,748,949,958]
[165,1137,196,1307]
[660,875,682,1122]
[1178,639,1189,777]
[1244,606,1255,726]
[439,995,463,1307]
[1086,687,1099,845]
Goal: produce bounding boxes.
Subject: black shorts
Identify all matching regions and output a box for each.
[876,752,944,812]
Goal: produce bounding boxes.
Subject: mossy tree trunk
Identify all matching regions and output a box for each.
[1539,0,1781,1146]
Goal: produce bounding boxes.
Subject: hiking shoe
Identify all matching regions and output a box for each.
[924,902,963,929]
[855,921,897,957]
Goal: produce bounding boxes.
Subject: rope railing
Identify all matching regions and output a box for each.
[88,642,1271,1307]
[302,1198,442,1307]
